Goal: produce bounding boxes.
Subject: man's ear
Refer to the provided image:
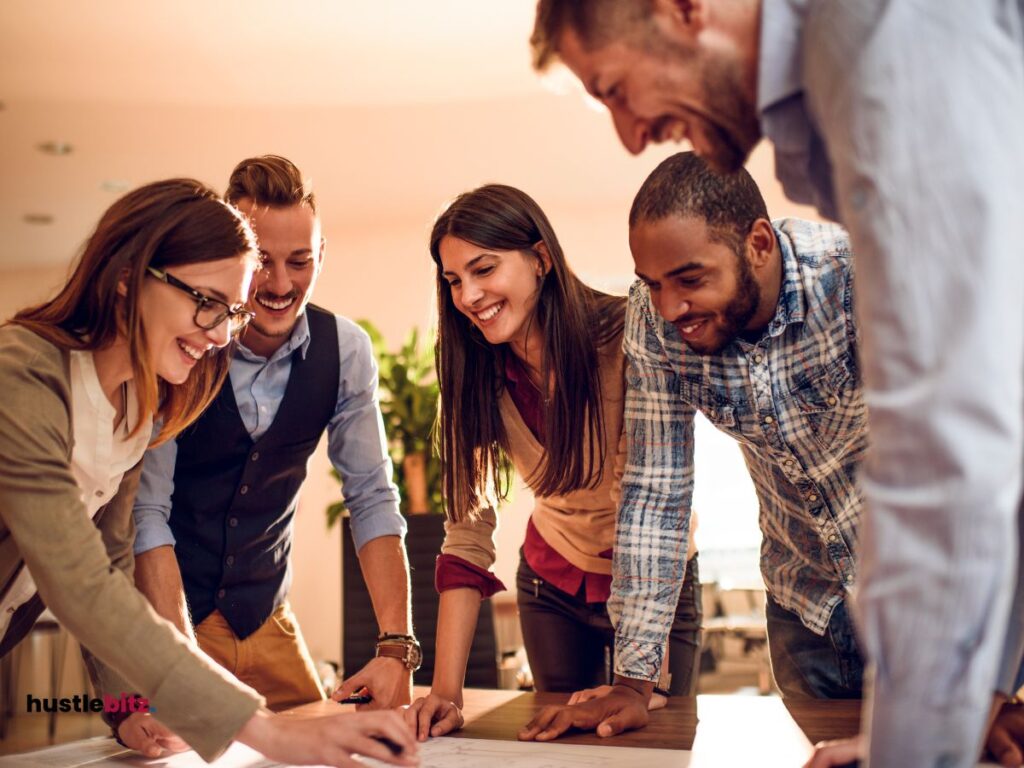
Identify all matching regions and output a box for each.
[746,219,777,269]
[653,0,707,38]
[317,237,327,269]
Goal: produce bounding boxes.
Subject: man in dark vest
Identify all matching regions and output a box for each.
[118,156,415,751]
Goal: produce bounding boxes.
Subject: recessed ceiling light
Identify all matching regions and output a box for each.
[100,179,130,193]
[37,141,72,156]
[23,213,54,225]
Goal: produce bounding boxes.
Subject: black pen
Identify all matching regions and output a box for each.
[337,692,373,705]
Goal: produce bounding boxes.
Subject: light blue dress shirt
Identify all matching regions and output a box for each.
[133,312,405,555]
[759,1,1024,765]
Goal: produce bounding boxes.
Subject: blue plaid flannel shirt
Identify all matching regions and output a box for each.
[610,218,866,682]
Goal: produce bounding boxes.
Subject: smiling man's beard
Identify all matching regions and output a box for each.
[700,66,762,173]
[680,253,760,355]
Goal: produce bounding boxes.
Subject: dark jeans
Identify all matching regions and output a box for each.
[516,552,703,695]
[765,594,864,699]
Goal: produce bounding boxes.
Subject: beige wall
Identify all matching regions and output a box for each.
[0,121,822,666]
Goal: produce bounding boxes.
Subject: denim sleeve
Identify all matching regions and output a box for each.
[609,284,695,682]
[804,1,1024,764]
[327,318,405,552]
[131,431,178,555]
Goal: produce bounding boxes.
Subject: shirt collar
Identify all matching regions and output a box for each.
[763,223,806,338]
[236,311,312,363]
[757,0,808,114]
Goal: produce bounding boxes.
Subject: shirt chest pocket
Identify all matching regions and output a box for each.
[678,380,752,445]
[789,356,867,453]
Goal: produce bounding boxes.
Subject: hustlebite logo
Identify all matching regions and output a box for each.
[25,693,154,715]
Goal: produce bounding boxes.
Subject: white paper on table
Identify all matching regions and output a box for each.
[0,738,278,768]
[0,737,689,768]
[359,737,692,768]
[0,736,1003,768]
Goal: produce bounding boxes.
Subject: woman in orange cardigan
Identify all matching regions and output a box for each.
[406,184,700,740]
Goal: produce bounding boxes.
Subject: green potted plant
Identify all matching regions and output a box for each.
[327,320,441,526]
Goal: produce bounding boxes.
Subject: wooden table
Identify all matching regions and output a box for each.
[297,689,863,764]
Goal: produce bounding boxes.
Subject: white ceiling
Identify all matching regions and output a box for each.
[0,1,817,275]
[0,1,543,107]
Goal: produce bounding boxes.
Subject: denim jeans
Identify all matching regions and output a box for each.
[516,552,703,695]
[765,594,863,699]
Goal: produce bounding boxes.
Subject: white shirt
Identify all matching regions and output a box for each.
[0,350,152,637]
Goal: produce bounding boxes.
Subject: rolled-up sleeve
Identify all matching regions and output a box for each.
[610,284,695,683]
[804,2,1024,764]
[327,318,405,551]
[131,433,178,555]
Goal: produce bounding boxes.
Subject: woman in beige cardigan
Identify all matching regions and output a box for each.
[0,180,415,767]
[405,185,701,741]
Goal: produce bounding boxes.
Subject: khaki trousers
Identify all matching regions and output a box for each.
[195,601,325,711]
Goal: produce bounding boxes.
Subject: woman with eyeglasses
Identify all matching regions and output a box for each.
[0,179,416,767]
[404,185,701,741]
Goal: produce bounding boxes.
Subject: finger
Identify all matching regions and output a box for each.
[430,707,462,737]
[121,724,160,757]
[802,742,860,768]
[156,738,190,753]
[334,673,367,701]
[535,710,576,741]
[596,713,628,738]
[518,707,560,740]
[371,711,419,756]
[136,732,163,759]
[648,693,668,711]
[417,699,440,742]
[596,703,647,738]
[342,735,406,765]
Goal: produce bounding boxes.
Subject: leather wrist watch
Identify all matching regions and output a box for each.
[375,632,422,672]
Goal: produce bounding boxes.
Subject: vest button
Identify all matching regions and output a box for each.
[251,451,260,461]
[229,517,239,528]
[217,589,226,599]
[240,485,249,495]
[226,555,235,566]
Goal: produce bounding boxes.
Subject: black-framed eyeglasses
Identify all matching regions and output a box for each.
[146,266,255,333]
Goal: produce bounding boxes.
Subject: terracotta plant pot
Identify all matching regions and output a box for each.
[402,452,430,515]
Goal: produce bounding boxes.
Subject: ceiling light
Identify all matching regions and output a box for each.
[37,141,72,156]
[100,179,131,193]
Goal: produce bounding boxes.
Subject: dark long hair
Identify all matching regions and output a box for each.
[11,178,258,445]
[430,184,625,522]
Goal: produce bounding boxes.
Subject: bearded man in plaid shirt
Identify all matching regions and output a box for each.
[522,151,868,741]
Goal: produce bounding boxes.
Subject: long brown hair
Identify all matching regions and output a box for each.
[11,178,258,445]
[430,184,625,522]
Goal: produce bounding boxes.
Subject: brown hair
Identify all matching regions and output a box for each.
[531,0,655,70]
[430,184,625,522]
[11,178,258,445]
[224,154,317,212]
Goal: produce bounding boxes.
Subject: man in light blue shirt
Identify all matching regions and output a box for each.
[528,2,1024,766]
[119,156,414,754]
